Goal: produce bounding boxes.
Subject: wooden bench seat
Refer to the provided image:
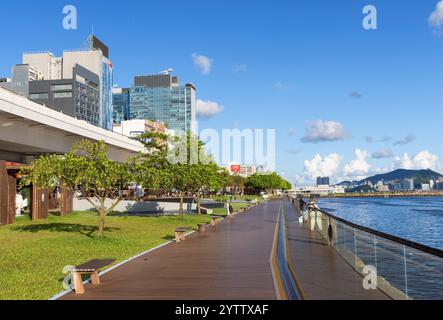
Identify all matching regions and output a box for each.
[72,259,115,294]
[175,226,192,243]
[197,223,210,232]
[209,215,224,227]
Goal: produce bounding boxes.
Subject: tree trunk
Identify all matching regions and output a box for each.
[97,197,106,237]
[197,192,201,215]
[98,212,105,237]
[179,191,184,221]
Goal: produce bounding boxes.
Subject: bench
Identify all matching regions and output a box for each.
[197,223,209,232]
[209,215,224,227]
[175,226,192,243]
[72,259,115,294]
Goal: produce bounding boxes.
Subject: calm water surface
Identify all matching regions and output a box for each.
[317,197,443,250]
[317,197,443,299]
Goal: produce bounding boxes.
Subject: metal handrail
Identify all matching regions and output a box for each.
[316,207,443,258]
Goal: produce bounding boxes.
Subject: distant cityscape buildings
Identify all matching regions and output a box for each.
[293,174,443,196]
[1,35,113,130]
[316,176,330,186]
[0,36,197,136]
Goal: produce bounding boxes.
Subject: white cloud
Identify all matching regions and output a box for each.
[301,120,349,143]
[196,99,224,119]
[192,54,213,75]
[429,0,443,28]
[393,150,440,170]
[303,153,342,180]
[343,149,371,180]
[372,148,394,159]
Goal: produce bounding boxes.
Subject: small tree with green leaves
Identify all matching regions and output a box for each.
[21,140,134,237]
[246,172,292,195]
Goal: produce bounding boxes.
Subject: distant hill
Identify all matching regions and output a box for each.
[360,169,443,185]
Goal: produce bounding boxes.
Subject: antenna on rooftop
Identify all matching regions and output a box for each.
[159,68,174,75]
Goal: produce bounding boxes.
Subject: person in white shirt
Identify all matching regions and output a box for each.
[15,193,24,216]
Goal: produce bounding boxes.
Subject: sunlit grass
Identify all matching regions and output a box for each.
[0,211,211,300]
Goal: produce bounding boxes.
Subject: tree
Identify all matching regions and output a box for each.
[135,130,227,218]
[194,163,229,214]
[246,172,292,194]
[21,140,135,237]
[225,175,247,196]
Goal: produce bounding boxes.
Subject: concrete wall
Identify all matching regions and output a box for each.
[73,197,196,214]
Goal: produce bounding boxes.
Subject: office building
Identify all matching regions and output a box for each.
[316,176,330,186]
[401,179,414,191]
[129,73,196,133]
[293,185,345,196]
[375,184,390,192]
[0,64,44,96]
[390,182,403,191]
[23,52,62,80]
[112,87,130,124]
[22,35,113,130]
[29,64,100,126]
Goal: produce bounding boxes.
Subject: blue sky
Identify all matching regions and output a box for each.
[1,0,443,184]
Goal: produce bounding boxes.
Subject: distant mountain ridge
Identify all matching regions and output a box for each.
[360,169,443,184]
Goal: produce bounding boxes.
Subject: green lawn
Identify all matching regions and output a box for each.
[209,195,263,202]
[0,211,212,300]
[210,202,255,215]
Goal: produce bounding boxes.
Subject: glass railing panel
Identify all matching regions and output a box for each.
[404,246,443,300]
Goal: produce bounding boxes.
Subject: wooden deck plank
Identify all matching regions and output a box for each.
[284,200,391,300]
[61,201,280,300]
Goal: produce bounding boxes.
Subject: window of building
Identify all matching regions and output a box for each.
[51,84,72,91]
[54,92,73,98]
[29,93,49,99]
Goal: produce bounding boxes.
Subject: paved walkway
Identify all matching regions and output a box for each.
[283,200,390,300]
[61,201,280,300]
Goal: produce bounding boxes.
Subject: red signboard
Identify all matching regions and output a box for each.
[230,165,241,173]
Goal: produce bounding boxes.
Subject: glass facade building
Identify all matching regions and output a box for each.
[112,88,130,124]
[129,74,196,133]
[101,59,114,130]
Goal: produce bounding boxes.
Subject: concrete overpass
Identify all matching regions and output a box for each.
[0,87,144,163]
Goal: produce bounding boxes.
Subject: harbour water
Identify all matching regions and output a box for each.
[317,196,443,299]
[318,197,443,250]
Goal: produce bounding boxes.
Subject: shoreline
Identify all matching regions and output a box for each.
[317,192,443,199]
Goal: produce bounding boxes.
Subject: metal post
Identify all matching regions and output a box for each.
[403,245,409,299]
[373,234,378,271]
[354,227,358,270]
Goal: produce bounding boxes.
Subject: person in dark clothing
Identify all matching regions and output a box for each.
[299,198,305,211]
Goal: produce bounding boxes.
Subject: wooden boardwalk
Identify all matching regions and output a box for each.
[283,200,390,300]
[60,199,391,300]
[61,201,280,300]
